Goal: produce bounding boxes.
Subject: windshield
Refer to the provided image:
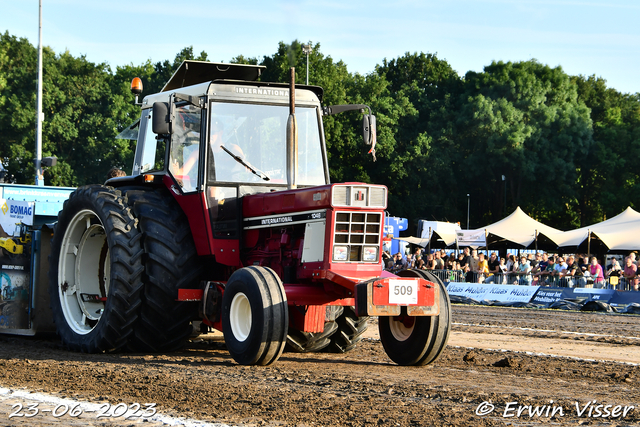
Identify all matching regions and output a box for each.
[208,102,325,185]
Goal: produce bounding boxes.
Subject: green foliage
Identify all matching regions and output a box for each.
[452,60,593,228]
[1,32,639,231]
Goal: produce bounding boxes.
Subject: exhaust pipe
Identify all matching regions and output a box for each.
[286,67,298,190]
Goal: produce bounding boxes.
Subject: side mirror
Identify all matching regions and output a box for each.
[362,114,377,146]
[152,102,170,135]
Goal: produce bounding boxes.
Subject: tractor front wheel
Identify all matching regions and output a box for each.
[222,266,288,365]
[378,270,451,366]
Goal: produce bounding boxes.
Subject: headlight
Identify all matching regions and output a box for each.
[363,246,378,262]
[333,246,349,261]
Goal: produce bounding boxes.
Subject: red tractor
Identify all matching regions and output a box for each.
[48,61,450,365]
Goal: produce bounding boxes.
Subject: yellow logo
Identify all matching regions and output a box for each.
[1,202,8,215]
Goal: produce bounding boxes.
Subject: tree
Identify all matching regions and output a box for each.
[572,75,640,224]
[374,52,463,226]
[454,60,593,228]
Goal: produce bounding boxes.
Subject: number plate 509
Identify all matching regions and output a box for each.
[388,279,418,305]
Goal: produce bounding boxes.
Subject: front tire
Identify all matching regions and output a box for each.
[48,185,144,352]
[379,270,451,366]
[222,266,288,365]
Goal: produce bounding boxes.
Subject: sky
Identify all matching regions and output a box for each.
[1,0,639,94]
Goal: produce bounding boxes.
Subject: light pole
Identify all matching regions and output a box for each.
[502,175,507,217]
[35,0,44,186]
[302,43,312,85]
[467,194,470,230]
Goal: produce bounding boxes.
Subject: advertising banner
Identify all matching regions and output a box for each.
[0,198,33,330]
[455,230,486,247]
[530,287,571,305]
[446,282,540,303]
[0,198,34,235]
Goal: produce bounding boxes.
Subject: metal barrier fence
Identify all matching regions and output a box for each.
[391,269,638,292]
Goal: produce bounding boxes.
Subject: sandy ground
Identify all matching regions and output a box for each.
[0,304,639,426]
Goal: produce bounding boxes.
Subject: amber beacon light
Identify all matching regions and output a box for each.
[131,77,143,104]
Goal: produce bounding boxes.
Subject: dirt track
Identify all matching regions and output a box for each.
[1,305,640,426]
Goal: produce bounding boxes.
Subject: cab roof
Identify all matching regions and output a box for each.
[162,60,265,92]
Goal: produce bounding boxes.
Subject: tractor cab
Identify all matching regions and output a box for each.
[115,61,376,265]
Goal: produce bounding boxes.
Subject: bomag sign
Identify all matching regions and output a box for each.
[0,199,34,236]
[0,198,33,330]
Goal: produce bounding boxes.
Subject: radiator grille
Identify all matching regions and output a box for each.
[333,211,382,262]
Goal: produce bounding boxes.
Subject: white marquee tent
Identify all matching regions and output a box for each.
[555,207,640,251]
[480,206,565,249]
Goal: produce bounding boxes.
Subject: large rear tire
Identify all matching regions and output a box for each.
[286,306,343,353]
[378,270,451,366]
[325,307,369,353]
[48,185,144,352]
[121,187,203,352]
[222,266,288,365]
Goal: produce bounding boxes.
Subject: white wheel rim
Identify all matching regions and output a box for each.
[229,292,252,342]
[389,317,414,342]
[58,209,110,335]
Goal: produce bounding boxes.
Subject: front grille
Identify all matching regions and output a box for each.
[333,211,382,262]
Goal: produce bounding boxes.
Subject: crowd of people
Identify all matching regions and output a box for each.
[382,247,640,291]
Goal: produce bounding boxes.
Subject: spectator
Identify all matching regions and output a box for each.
[459,248,472,282]
[445,254,456,270]
[531,253,542,270]
[425,253,436,270]
[505,253,515,272]
[394,253,406,270]
[476,253,489,283]
[531,253,546,285]
[542,256,557,286]
[555,256,568,274]
[485,253,501,283]
[382,250,391,268]
[107,167,126,179]
[588,257,605,288]
[415,258,425,270]
[405,254,414,269]
[414,247,423,260]
[550,256,566,286]
[561,256,578,288]
[606,258,622,278]
[498,257,508,284]
[515,255,532,285]
[572,257,587,287]
[506,255,518,284]
[577,256,589,276]
[434,251,445,270]
[623,257,639,291]
[629,252,638,266]
[467,249,479,282]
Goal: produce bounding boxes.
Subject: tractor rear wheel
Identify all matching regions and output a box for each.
[286,306,343,353]
[121,187,203,352]
[48,185,144,352]
[325,307,369,353]
[378,270,451,366]
[222,266,288,365]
